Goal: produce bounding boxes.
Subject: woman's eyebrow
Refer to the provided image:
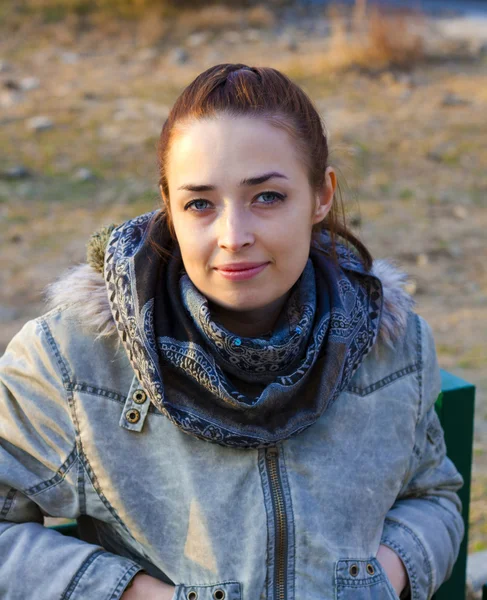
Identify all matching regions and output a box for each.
[177,171,288,192]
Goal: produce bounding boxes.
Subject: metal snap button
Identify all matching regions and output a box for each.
[213,590,225,600]
[366,563,375,575]
[349,564,359,577]
[132,389,147,404]
[125,408,140,423]
[187,592,198,600]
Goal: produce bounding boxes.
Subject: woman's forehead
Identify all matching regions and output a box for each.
[167,116,303,187]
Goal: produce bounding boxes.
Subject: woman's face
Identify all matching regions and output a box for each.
[165,114,335,316]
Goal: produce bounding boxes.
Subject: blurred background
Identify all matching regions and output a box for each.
[0,0,486,562]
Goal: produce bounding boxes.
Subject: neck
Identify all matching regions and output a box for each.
[209,291,291,338]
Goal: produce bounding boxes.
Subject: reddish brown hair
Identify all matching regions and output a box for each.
[154,63,373,270]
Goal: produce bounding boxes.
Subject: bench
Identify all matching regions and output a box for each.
[49,369,477,599]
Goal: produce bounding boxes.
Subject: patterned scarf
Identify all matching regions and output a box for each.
[104,210,383,448]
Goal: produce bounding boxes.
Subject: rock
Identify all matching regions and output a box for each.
[187,32,209,48]
[26,116,54,132]
[4,79,20,90]
[136,47,158,61]
[0,60,12,72]
[452,206,467,220]
[20,77,40,91]
[60,51,79,64]
[441,93,470,107]
[168,47,189,65]
[245,29,262,42]
[349,213,362,227]
[0,166,31,180]
[74,167,96,182]
[0,306,20,323]
[416,253,429,267]
[222,31,240,44]
[83,92,99,101]
[448,243,463,258]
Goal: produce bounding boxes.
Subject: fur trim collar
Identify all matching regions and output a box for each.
[43,258,415,349]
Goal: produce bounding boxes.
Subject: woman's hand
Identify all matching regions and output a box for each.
[376,544,408,597]
[121,573,176,600]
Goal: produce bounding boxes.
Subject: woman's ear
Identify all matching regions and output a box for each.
[312,166,336,225]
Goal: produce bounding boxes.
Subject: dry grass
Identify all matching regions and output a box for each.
[325,0,426,73]
[1,1,275,50]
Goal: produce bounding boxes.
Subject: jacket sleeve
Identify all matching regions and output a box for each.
[0,316,144,600]
[380,315,465,600]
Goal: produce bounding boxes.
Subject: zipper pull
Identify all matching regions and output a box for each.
[267,446,279,457]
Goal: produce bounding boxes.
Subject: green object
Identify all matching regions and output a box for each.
[432,370,476,600]
[49,369,476,599]
[50,522,80,539]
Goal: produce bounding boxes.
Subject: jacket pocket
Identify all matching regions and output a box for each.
[171,580,242,600]
[335,557,400,600]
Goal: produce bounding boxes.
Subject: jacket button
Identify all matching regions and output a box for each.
[125,409,140,424]
[213,590,225,600]
[132,389,147,404]
[349,564,359,577]
[366,563,375,575]
[187,592,198,600]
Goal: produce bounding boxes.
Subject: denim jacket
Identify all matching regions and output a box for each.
[0,257,464,600]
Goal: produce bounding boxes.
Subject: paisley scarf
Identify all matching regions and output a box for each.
[104,210,383,448]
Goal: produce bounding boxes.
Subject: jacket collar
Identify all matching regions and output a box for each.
[43,256,415,350]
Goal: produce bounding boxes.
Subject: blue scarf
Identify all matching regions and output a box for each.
[104,210,383,448]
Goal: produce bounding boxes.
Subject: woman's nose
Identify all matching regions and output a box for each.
[217,209,254,252]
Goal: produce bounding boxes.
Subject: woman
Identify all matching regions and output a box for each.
[0,64,464,600]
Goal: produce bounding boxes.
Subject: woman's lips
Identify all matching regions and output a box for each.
[215,262,269,281]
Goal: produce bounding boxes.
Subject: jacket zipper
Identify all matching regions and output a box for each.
[266,446,288,600]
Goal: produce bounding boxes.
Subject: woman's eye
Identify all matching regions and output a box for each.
[255,191,286,205]
[184,199,211,211]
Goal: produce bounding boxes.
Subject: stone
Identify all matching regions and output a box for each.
[0,166,31,180]
[349,213,362,227]
[136,47,159,61]
[441,93,469,107]
[187,32,209,48]
[74,167,96,182]
[452,206,467,220]
[222,31,240,44]
[0,306,19,323]
[0,60,12,73]
[60,51,79,65]
[4,79,20,90]
[20,77,40,91]
[168,47,189,65]
[245,29,262,42]
[416,253,429,267]
[26,116,54,132]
